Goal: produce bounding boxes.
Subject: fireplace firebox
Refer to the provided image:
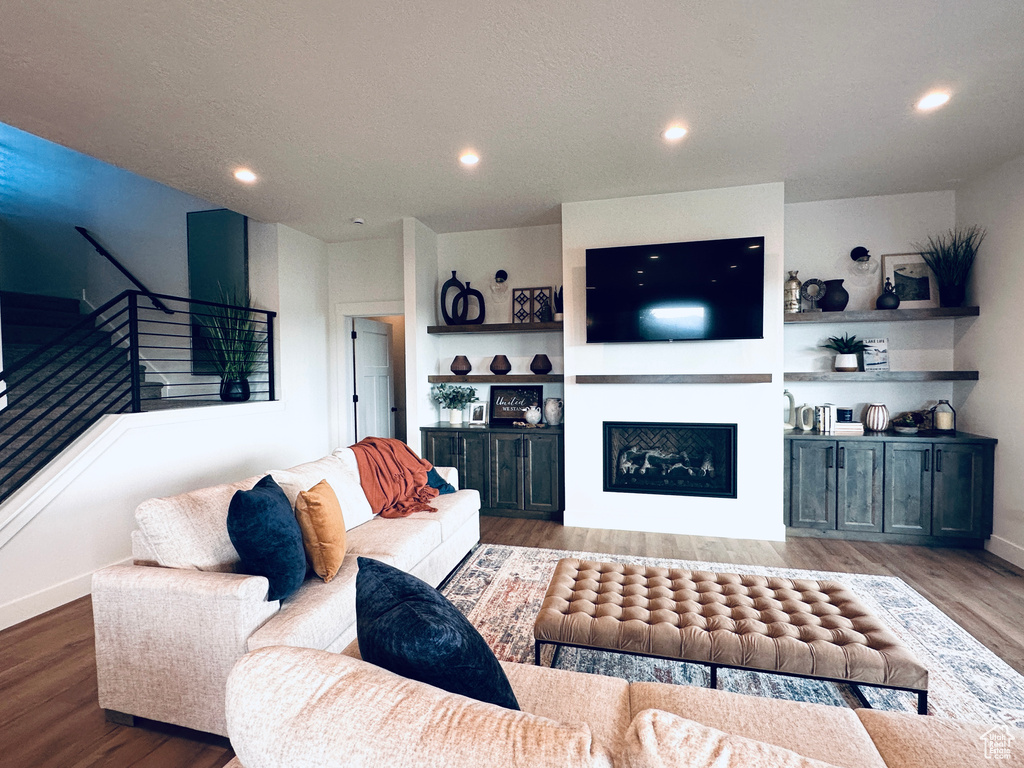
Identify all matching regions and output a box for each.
[603,421,737,499]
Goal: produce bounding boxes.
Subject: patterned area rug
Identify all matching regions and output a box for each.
[441,544,1024,728]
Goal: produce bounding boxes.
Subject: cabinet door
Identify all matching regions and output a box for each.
[883,443,932,534]
[789,440,836,529]
[523,433,561,513]
[457,431,490,502]
[423,430,457,470]
[489,433,523,510]
[932,443,987,537]
[837,441,884,532]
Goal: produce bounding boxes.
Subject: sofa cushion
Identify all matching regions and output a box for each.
[295,480,347,582]
[619,709,842,768]
[134,474,264,571]
[247,555,360,652]
[629,682,886,768]
[227,475,307,602]
[407,488,480,539]
[226,647,612,768]
[857,709,1024,768]
[269,454,373,530]
[356,557,519,710]
[501,660,631,753]
[345,516,442,570]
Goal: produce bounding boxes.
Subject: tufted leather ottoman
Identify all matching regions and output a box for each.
[533,559,929,714]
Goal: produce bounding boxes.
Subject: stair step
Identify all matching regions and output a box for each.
[0,291,81,314]
[0,305,87,330]
[2,324,112,347]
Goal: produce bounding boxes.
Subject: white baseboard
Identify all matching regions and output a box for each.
[986,535,1024,571]
[0,555,133,632]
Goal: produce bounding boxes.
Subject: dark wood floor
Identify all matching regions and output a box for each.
[2,518,1023,768]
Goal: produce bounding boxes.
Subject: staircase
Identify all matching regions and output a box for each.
[0,291,163,500]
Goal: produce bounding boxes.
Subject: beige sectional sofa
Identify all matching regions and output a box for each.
[221,645,1022,768]
[91,447,480,736]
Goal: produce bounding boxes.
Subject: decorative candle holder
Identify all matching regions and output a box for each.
[529,354,552,375]
[450,356,472,375]
[489,355,511,375]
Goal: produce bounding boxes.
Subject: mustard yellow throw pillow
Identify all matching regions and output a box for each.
[295,480,347,582]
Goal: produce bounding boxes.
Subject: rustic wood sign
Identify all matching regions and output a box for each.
[489,385,543,425]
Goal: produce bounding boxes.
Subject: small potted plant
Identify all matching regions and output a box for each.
[914,225,986,307]
[821,333,866,372]
[201,291,264,402]
[430,383,478,425]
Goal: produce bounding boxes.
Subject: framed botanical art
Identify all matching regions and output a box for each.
[881,253,939,309]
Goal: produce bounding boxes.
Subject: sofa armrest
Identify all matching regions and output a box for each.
[92,564,279,736]
[434,465,459,490]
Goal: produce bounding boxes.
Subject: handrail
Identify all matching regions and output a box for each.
[74,226,174,314]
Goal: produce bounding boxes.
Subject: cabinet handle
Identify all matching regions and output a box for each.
[524,438,530,459]
[826,447,834,468]
[838,447,845,469]
[514,439,520,458]
[923,451,930,472]
[459,436,466,459]
[936,449,942,472]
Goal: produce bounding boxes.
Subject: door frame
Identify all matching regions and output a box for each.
[331,300,404,449]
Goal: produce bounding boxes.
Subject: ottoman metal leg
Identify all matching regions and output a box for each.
[534,640,542,666]
[709,664,718,689]
[918,690,928,715]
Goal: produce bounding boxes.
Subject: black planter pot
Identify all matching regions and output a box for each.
[820,279,850,312]
[939,284,966,308]
[220,378,251,402]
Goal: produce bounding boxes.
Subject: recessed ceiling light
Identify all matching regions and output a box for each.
[916,91,951,111]
[663,125,688,141]
[460,153,480,166]
[234,168,257,183]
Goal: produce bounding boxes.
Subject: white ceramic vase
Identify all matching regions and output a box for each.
[543,397,563,425]
[834,353,858,372]
[524,406,542,425]
[448,407,463,425]
[864,403,890,432]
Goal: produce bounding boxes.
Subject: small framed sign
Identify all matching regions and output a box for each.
[468,401,488,426]
[489,385,543,425]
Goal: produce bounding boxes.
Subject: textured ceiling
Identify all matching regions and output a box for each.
[2,1,1023,243]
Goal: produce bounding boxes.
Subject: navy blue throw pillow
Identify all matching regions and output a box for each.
[426,467,456,495]
[356,557,519,710]
[227,475,307,602]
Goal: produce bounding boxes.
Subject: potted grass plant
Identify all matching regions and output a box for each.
[431,383,477,425]
[821,333,866,372]
[201,292,264,402]
[914,225,986,307]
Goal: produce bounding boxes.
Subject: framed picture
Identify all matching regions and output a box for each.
[862,337,889,372]
[489,385,543,425]
[512,287,553,323]
[468,401,488,426]
[882,253,939,309]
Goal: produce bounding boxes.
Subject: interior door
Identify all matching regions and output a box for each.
[352,318,394,440]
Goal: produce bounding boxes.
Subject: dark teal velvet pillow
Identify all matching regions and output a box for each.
[227,475,307,602]
[426,467,456,495]
[355,557,519,710]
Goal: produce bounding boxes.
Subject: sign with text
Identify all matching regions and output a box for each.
[489,386,543,425]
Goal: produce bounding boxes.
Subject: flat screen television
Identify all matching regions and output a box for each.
[585,236,765,343]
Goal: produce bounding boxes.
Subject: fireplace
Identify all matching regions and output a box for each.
[603,421,737,499]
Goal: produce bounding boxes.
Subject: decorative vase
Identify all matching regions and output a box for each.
[834,353,858,372]
[530,354,552,375]
[440,271,466,325]
[784,271,802,313]
[875,277,901,310]
[452,281,486,324]
[820,279,850,312]
[448,407,463,425]
[489,355,511,375]
[450,355,472,375]
[220,378,251,402]
[938,284,966,308]
[544,397,563,425]
[524,406,542,425]
[864,403,890,432]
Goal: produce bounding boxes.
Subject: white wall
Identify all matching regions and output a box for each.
[561,183,786,541]
[327,237,404,305]
[0,223,333,629]
[403,218,440,441]
[955,153,1024,569]
[784,192,959,420]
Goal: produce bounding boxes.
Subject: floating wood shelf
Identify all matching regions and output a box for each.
[784,306,979,324]
[575,374,773,385]
[428,374,564,383]
[427,322,562,335]
[784,371,979,382]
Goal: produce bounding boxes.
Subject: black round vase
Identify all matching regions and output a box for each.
[820,279,850,312]
[220,378,251,402]
[451,281,486,324]
[876,277,901,310]
[939,284,966,308]
[440,271,466,325]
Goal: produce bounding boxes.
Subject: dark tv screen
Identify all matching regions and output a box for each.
[586,236,765,343]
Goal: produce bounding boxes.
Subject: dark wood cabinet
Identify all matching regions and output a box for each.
[422,424,563,520]
[787,432,994,546]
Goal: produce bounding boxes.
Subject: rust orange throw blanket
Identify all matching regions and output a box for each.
[350,437,440,518]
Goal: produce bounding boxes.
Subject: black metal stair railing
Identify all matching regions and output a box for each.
[0,290,276,505]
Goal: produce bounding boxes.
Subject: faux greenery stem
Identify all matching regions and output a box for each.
[430,383,478,410]
[914,225,986,288]
[200,293,265,380]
